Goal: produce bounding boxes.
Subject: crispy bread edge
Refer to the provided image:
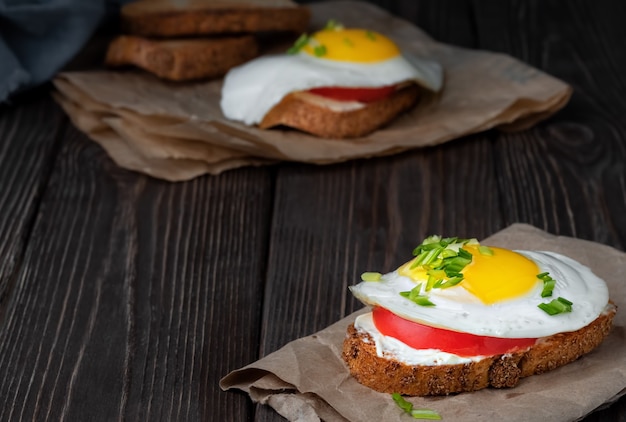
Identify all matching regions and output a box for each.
[105,35,258,81]
[342,306,616,396]
[121,7,311,37]
[258,84,422,139]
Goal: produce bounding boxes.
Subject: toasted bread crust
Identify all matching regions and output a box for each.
[258,84,422,139]
[342,306,616,396]
[105,35,258,81]
[121,4,311,37]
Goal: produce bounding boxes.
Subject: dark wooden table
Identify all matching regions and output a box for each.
[0,0,624,420]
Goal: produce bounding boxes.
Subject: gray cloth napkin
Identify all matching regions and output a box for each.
[0,0,125,102]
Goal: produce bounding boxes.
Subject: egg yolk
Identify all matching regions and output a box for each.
[461,246,540,304]
[302,28,400,63]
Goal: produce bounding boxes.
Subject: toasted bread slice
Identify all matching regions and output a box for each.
[258,83,422,139]
[105,35,258,81]
[121,0,311,37]
[342,305,616,396]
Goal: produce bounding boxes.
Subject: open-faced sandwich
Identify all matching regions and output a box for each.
[220,20,443,138]
[343,236,616,396]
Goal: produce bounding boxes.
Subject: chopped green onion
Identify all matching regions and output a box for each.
[286,33,309,54]
[313,45,327,57]
[343,37,354,47]
[478,245,494,256]
[392,393,412,413]
[538,297,573,315]
[400,285,435,306]
[434,275,464,289]
[392,393,442,420]
[365,30,377,41]
[537,272,557,297]
[324,19,344,30]
[410,409,443,420]
[361,272,382,282]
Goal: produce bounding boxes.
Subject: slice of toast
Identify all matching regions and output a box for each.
[342,305,616,396]
[121,0,311,37]
[105,35,258,81]
[258,83,422,139]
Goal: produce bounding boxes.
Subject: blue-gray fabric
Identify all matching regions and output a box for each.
[0,0,123,102]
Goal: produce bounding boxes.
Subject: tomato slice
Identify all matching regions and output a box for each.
[372,307,537,357]
[307,85,396,102]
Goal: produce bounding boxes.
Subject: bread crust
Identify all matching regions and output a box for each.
[121,2,311,37]
[258,84,422,139]
[342,306,616,396]
[105,35,258,81]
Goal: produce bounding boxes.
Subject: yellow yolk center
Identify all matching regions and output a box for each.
[461,246,540,304]
[397,245,540,305]
[302,28,400,63]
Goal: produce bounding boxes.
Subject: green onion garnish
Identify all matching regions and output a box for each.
[538,297,573,315]
[325,19,344,30]
[287,33,309,54]
[365,30,377,41]
[478,245,494,256]
[361,272,382,282]
[406,235,478,294]
[400,285,435,307]
[433,275,464,289]
[392,393,442,420]
[537,272,557,297]
[343,37,354,47]
[313,44,327,57]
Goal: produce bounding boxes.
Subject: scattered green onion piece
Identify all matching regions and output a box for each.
[324,19,344,30]
[441,249,457,258]
[392,393,442,420]
[538,272,557,297]
[538,297,573,315]
[436,275,464,289]
[410,409,443,420]
[400,285,435,306]
[392,393,412,413]
[457,248,472,259]
[313,45,327,57]
[478,245,494,256]
[343,37,354,47]
[361,272,382,282]
[365,30,377,41]
[287,33,309,54]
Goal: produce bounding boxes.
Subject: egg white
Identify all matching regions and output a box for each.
[220,52,443,126]
[350,250,609,338]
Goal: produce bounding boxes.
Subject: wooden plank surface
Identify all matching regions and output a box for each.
[0,0,624,421]
[0,120,274,421]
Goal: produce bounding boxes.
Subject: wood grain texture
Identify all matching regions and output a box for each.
[0,95,64,313]
[0,122,274,421]
[472,0,626,249]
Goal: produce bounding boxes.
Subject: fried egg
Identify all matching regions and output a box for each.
[350,241,610,339]
[220,23,443,125]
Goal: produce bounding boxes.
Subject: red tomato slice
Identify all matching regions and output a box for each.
[372,307,537,357]
[307,85,396,102]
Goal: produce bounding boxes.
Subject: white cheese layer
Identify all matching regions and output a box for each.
[354,312,485,366]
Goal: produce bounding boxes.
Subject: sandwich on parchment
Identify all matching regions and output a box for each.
[343,236,616,396]
[220,20,443,138]
[105,0,310,81]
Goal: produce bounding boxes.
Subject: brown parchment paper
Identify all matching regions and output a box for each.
[53,1,572,181]
[220,224,626,422]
